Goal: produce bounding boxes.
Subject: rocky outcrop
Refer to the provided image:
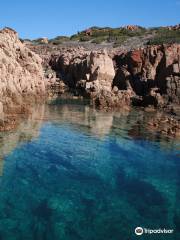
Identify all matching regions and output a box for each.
[113,44,180,108]
[77,50,116,97]
[167,24,180,31]
[87,50,115,91]
[27,40,180,111]
[45,48,133,108]
[39,37,48,44]
[85,51,134,108]
[0,27,179,138]
[47,48,134,108]
[0,27,45,121]
[124,25,140,31]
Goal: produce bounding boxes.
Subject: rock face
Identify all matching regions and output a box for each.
[0,27,45,119]
[84,51,134,109]
[47,48,133,108]
[89,51,115,80]
[167,24,180,31]
[124,25,140,31]
[113,44,180,107]
[76,50,116,97]
[28,41,180,111]
[39,37,48,44]
[87,50,115,91]
[48,48,132,108]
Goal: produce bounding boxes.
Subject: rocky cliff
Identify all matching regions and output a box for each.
[113,44,180,108]
[0,27,179,135]
[0,27,45,122]
[29,42,180,112]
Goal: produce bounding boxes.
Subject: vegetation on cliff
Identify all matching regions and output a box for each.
[30,24,180,47]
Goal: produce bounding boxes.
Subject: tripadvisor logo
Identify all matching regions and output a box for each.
[135,227,174,236]
[135,227,143,236]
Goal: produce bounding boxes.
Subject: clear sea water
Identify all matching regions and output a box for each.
[0,101,179,240]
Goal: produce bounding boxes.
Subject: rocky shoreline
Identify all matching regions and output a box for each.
[0,27,179,137]
[28,40,180,110]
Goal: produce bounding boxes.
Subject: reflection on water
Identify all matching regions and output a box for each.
[0,105,45,176]
[0,102,179,240]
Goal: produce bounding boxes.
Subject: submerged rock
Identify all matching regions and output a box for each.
[147,115,180,138]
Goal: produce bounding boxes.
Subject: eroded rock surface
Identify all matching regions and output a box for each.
[113,44,180,108]
[29,42,180,112]
[0,27,45,121]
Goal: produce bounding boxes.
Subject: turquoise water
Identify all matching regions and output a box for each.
[0,103,179,240]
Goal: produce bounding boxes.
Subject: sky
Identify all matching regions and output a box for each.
[0,0,180,39]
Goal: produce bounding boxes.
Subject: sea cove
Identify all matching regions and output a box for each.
[0,2,180,239]
[0,102,179,240]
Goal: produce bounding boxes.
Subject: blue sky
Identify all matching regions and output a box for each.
[0,0,179,39]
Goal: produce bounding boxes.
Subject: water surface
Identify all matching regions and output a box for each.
[0,102,179,240]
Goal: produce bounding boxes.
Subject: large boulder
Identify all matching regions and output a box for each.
[0,27,45,116]
[87,50,115,91]
[48,48,116,97]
